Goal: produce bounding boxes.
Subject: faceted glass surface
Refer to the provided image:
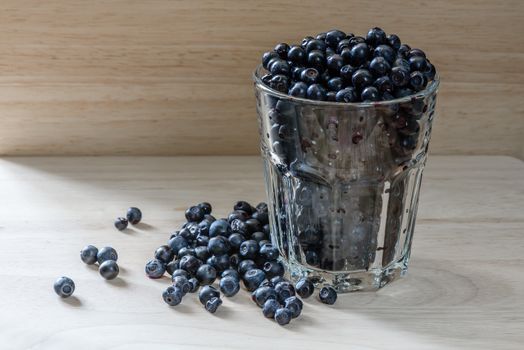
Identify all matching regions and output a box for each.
[253,65,439,292]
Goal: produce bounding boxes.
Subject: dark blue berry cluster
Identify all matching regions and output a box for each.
[261,28,436,102]
[114,207,142,230]
[80,244,120,280]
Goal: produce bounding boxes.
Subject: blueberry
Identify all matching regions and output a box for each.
[269,59,290,76]
[352,69,374,90]
[251,210,269,225]
[197,202,212,215]
[261,73,272,85]
[178,227,196,242]
[253,286,278,307]
[171,269,189,279]
[209,219,230,238]
[274,43,290,59]
[394,57,410,71]
[274,308,292,326]
[229,253,241,269]
[373,76,393,93]
[325,46,336,57]
[348,43,369,67]
[220,276,240,297]
[325,29,346,49]
[295,278,315,298]
[80,245,98,265]
[400,135,418,150]
[382,91,395,100]
[239,240,259,260]
[196,234,210,247]
[337,38,351,53]
[424,62,436,81]
[409,71,426,91]
[339,65,356,83]
[270,276,285,286]
[208,236,230,256]
[301,36,314,49]
[243,269,266,292]
[348,35,366,46]
[327,54,344,75]
[394,87,414,98]
[173,275,192,295]
[166,260,180,275]
[99,260,119,280]
[262,51,280,69]
[197,220,211,236]
[179,255,202,276]
[162,286,183,306]
[300,67,319,84]
[315,32,327,40]
[326,91,337,101]
[207,254,230,273]
[188,277,200,293]
[221,269,240,281]
[291,66,305,81]
[319,286,337,305]
[114,217,128,231]
[366,27,387,47]
[409,48,426,58]
[233,200,253,214]
[262,299,281,318]
[284,296,303,318]
[145,259,166,279]
[307,50,326,71]
[198,285,220,305]
[185,205,204,222]
[154,245,174,263]
[287,45,306,65]
[374,45,396,64]
[327,77,344,92]
[256,202,268,212]
[409,56,428,72]
[305,39,326,53]
[228,233,246,252]
[259,243,279,261]
[196,264,217,285]
[306,84,327,101]
[205,296,222,313]
[289,82,308,98]
[274,281,295,303]
[263,260,285,279]
[390,66,410,87]
[245,218,262,234]
[203,214,216,222]
[228,210,250,223]
[262,224,270,236]
[369,57,391,76]
[53,276,75,298]
[194,245,210,261]
[97,246,118,264]
[387,34,401,50]
[269,75,289,93]
[238,259,257,275]
[398,44,411,58]
[167,235,189,255]
[230,219,248,236]
[361,86,380,101]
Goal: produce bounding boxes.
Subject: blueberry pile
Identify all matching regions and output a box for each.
[80,244,120,280]
[260,28,437,102]
[146,201,337,325]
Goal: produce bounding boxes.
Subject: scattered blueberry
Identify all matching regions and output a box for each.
[198,285,220,305]
[168,235,189,255]
[166,260,180,275]
[262,260,285,279]
[274,307,293,326]
[239,240,259,260]
[208,236,230,256]
[171,269,189,279]
[126,207,142,225]
[80,245,98,265]
[97,246,118,264]
[274,281,295,303]
[114,217,128,231]
[319,286,337,305]
[173,275,192,295]
[284,296,303,318]
[162,286,183,306]
[221,269,240,281]
[252,286,278,307]
[220,276,240,297]
[196,264,217,285]
[145,259,166,279]
[54,276,75,298]
[179,255,202,276]
[188,277,200,293]
[295,278,315,299]
[205,296,222,313]
[154,245,174,263]
[209,219,230,238]
[99,260,119,280]
[243,269,266,292]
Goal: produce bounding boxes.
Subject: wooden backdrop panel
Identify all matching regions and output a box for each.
[0,0,523,157]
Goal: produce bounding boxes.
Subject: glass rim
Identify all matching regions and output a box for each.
[253,64,439,107]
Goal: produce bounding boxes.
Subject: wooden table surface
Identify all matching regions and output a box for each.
[0,155,522,350]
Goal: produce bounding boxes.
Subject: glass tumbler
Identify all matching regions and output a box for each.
[253,65,439,292]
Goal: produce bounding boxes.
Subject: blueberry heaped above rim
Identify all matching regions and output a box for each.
[260,28,437,103]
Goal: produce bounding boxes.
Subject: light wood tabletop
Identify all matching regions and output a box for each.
[0,155,522,350]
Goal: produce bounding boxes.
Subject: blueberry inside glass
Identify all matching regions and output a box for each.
[253,28,439,292]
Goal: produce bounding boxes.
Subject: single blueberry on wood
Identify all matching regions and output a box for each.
[54,276,75,298]
[319,285,338,305]
[114,217,128,231]
[80,245,98,265]
[295,278,315,299]
[162,286,183,306]
[220,276,240,297]
[126,207,142,225]
[97,246,118,264]
[205,297,222,313]
[99,260,119,280]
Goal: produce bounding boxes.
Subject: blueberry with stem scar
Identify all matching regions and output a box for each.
[53,276,75,298]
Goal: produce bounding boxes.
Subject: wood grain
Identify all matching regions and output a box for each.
[0,1,523,158]
[0,155,522,349]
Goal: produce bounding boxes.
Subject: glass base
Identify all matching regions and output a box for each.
[286,254,410,292]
